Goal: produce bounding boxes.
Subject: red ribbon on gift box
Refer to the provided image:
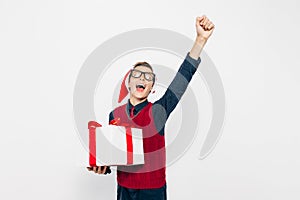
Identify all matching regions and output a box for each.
[88,119,134,166]
[109,118,133,165]
[88,121,102,167]
[125,127,133,165]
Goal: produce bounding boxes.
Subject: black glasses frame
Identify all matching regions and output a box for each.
[130,69,156,81]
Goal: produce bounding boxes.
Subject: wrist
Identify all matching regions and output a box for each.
[195,36,207,46]
[191,37,206,55]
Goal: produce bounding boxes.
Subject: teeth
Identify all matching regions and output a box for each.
[136,84,145,89]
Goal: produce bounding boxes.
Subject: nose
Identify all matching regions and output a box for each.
[139,74,146,80]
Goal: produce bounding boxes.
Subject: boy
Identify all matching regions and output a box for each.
[87,15,215,200]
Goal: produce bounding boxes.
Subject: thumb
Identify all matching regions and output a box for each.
[87,166,92,171]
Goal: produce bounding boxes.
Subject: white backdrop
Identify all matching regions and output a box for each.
[1,0,299,199]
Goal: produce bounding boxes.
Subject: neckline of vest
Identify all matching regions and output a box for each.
[125,101,151,120]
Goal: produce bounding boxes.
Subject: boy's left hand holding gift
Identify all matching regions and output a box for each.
[87,166,111,175]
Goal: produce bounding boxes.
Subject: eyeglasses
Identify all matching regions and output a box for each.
[130,69,156,81]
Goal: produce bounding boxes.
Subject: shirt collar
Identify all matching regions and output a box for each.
[127,99,149,114]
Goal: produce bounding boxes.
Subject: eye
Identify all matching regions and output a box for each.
[131,70,141,77]
[144,73,154,81]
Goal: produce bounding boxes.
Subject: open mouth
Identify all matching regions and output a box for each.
[136,83,145,92]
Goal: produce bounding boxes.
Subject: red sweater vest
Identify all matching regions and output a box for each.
[112,102,166,189]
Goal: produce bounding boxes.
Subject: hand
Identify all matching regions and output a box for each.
[86,166,111,175]
[195,15,215,40]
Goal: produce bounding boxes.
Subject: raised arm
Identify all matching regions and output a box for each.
[189,15,215,59]
[152,15,215,135]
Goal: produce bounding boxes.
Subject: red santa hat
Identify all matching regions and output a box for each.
[118,69,131,103]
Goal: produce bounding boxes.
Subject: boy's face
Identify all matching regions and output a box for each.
[128,65,154,101]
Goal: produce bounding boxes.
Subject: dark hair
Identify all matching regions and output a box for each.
[133,61,153,71]
[128,61,155,85]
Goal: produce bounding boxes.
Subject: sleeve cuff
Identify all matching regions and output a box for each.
[185,52,201,67]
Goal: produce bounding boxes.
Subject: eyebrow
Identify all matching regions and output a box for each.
[133,69,154,74]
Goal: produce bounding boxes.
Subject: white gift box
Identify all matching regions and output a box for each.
[88,121,144,166]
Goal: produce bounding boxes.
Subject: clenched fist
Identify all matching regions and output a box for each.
[196,15,215,40]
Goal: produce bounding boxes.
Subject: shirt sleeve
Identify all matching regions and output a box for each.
[152,52,201,135]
